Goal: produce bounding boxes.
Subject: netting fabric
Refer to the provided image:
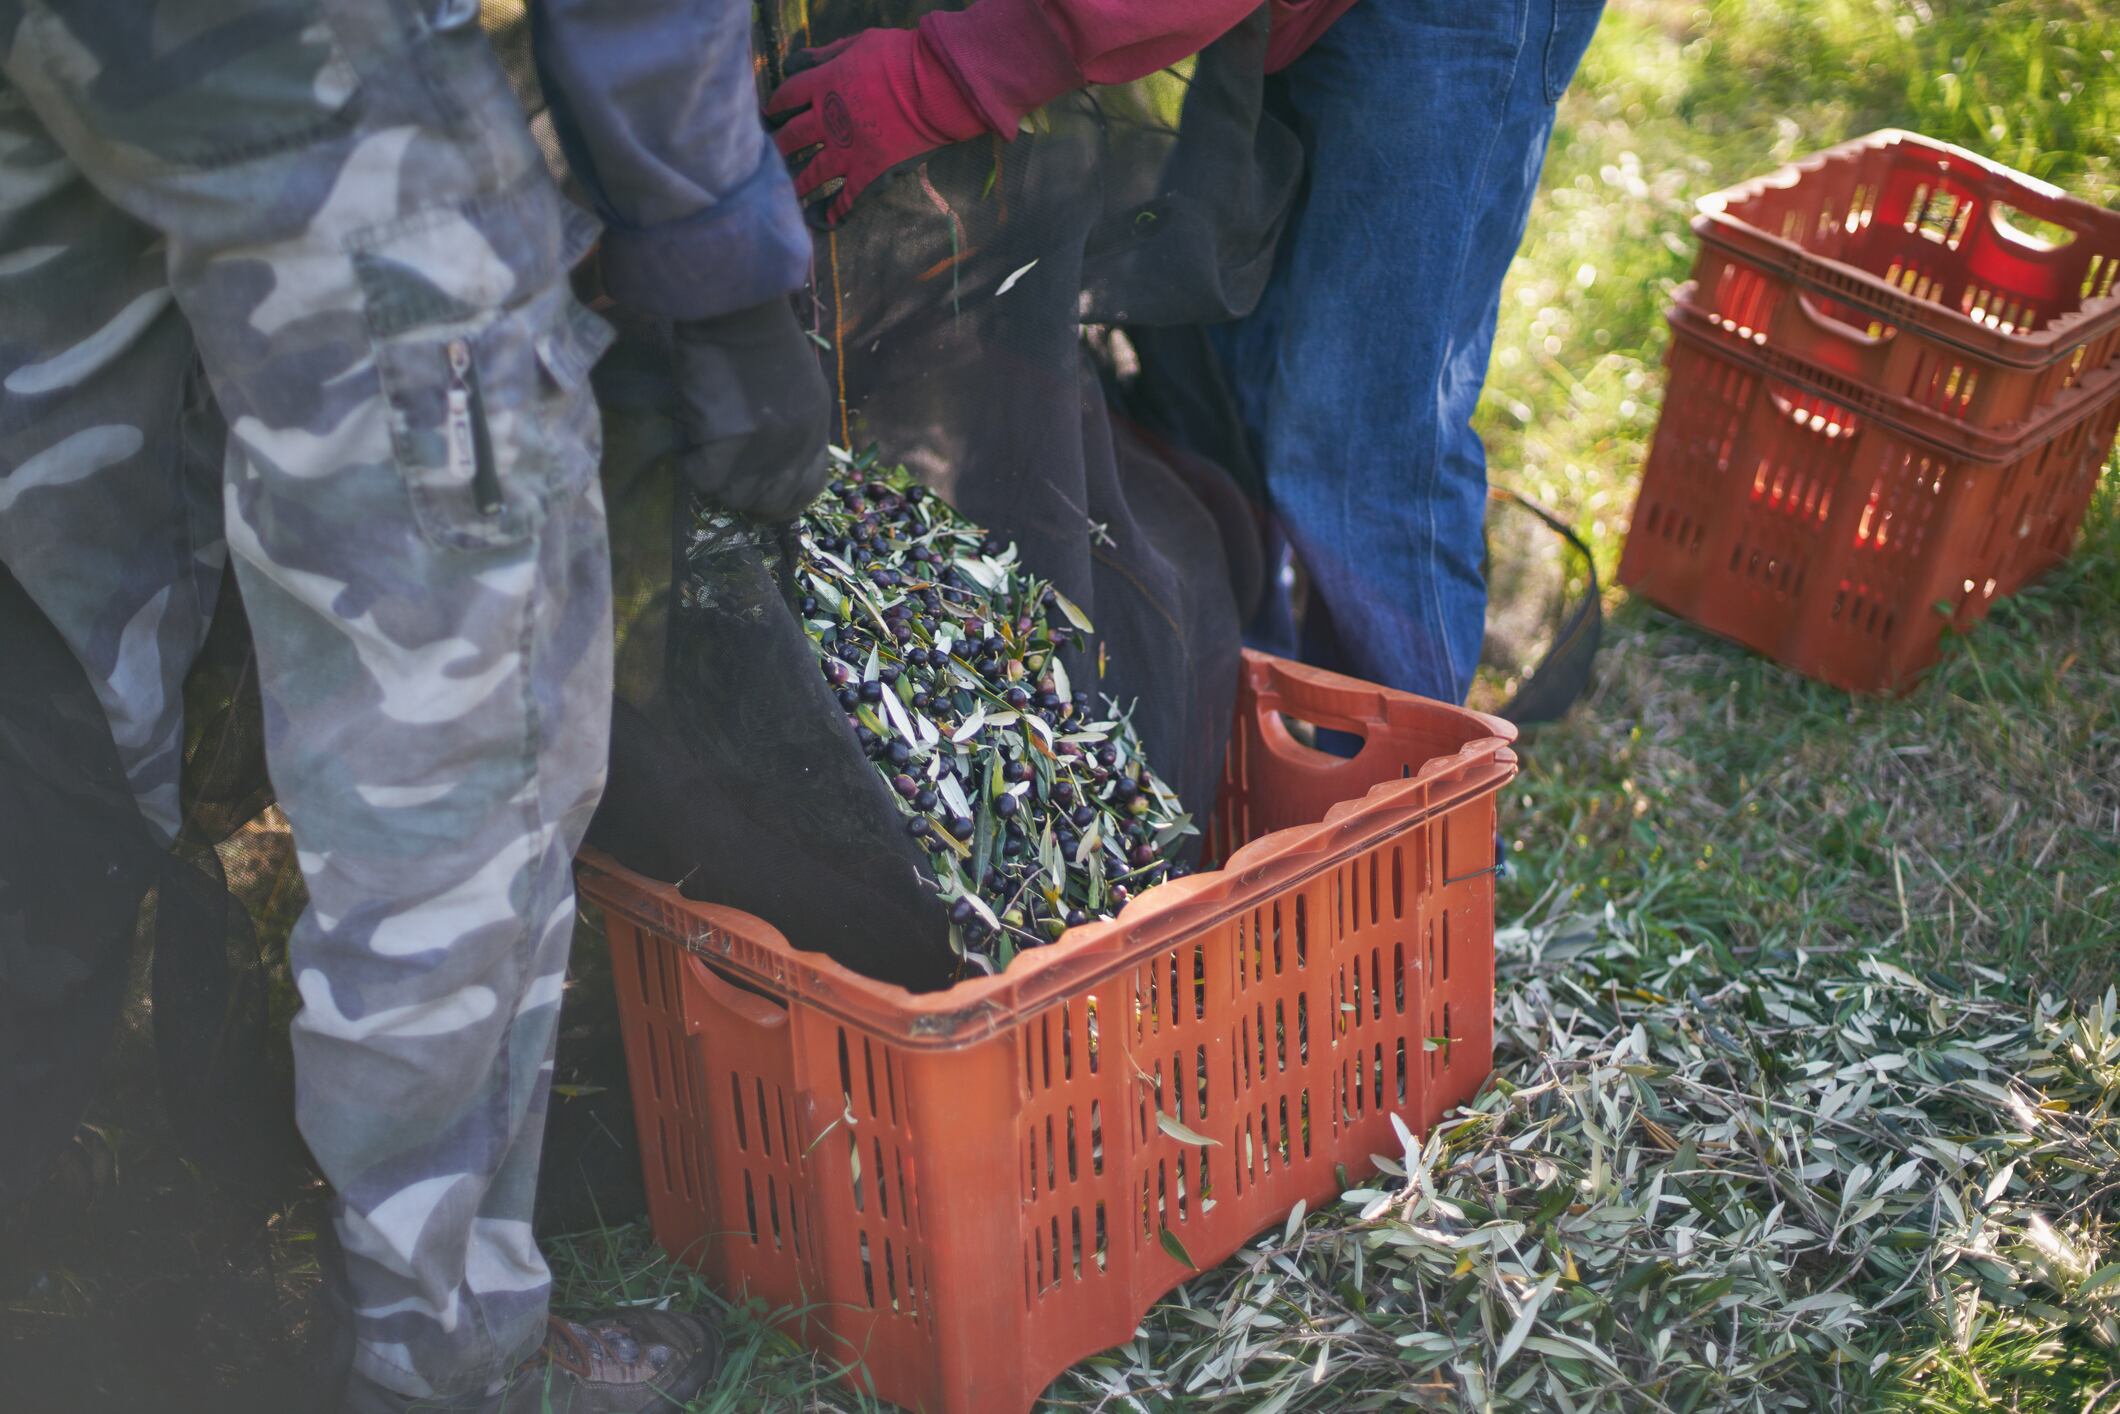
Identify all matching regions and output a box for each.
[583,0,1298,988]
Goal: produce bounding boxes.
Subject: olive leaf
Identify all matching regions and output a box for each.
[1156,1112,1219,1148]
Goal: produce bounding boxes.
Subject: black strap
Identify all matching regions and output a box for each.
[1490,486,1602,725]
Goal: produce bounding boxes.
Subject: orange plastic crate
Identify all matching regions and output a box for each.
[1691,130,2120,431]
[1621,288,2120,692]
[578,651,1517,1413]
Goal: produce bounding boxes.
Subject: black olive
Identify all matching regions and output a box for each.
[1070,805,1095,830]
[1005,687,1031,710]
[886,740,912,767]
[860,680,884,703]
[907,816,931,838]
[1065,910,1088,928]
[914,789,939,813]
[891,774,918,798]
[1052,781,1075,804]
[1003,760,1032,784]
[994,792,1021,819]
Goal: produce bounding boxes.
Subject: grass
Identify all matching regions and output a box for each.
[1482,0,2120,1001]
[1498,480,2120,1001]
[545,0,2120,1409]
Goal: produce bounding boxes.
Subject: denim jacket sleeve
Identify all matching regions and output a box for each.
[530,0,815,321]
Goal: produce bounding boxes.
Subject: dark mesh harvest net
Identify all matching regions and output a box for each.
[582,0,1299,987]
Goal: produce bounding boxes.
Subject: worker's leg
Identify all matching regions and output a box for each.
[2,3,614,1399]
[0,79,222,843]
[1216,0,1605,702]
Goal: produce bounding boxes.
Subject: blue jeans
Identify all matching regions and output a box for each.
[1215,0,1605,703]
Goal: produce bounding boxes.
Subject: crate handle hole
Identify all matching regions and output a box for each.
[1990,201,2077,253]
[1270,711,1367,763]
[1790,293,1894,355]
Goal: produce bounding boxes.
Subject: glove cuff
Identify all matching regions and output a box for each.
[919,0,1087,136]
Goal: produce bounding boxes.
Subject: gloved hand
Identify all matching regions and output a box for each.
[671,297,833,522]
[765,28,990,228]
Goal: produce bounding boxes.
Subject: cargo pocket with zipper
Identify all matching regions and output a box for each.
[367,283,614,553]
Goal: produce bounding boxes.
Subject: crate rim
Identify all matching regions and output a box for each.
[1693,128,2120,369]
[578,652,1518,1053]
[1668,283,2120,465]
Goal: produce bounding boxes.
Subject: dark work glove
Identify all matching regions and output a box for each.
[672,297,833,522]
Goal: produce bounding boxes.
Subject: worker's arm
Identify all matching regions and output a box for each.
[921,0,1265,134]
[531,0,830,521]
[768,0,1359,226]
[530,0,813,321]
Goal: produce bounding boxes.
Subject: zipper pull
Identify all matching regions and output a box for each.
[446,338,503,517]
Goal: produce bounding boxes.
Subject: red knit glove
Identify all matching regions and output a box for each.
[766,29,991,228]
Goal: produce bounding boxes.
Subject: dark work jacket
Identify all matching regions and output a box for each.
[529,0,815,320]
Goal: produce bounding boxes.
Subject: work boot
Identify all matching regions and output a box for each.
[342,1309,723,1413]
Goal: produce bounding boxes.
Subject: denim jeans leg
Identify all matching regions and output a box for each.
[1218,0,1604,704]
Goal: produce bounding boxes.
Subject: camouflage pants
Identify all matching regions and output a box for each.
[0,1,614,1399]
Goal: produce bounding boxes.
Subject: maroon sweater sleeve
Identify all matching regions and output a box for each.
[920,0,1357,136]
[1265,0,1359,71]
